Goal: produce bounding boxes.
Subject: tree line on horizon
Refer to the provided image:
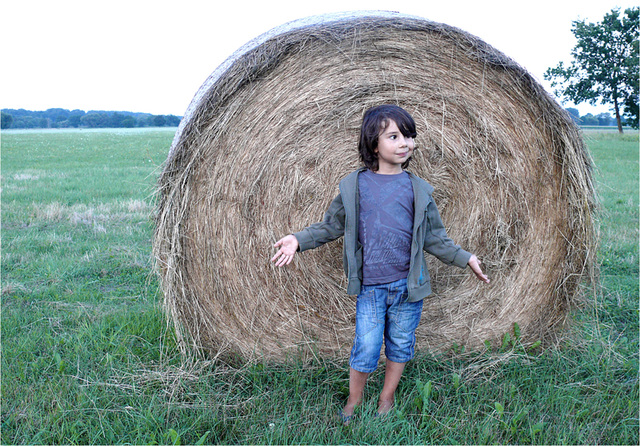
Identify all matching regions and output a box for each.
[564,108,631,127]
[1,108,181,130]
[0,106,627,131]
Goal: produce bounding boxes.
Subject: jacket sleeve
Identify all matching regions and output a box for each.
[293,193,346,252]
[423,200,471,268]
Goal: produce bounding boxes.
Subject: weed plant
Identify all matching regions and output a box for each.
[1,128,637,444]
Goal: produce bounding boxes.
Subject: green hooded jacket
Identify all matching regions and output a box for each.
[294,168,471,302]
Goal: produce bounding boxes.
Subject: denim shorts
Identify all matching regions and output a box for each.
[349,278,424,373]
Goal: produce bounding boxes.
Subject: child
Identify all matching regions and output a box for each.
[271,104,489,423]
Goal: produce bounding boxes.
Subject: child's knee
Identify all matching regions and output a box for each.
[350,329,383,373]
[384,319,420,362]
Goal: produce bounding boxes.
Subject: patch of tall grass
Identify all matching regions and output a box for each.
[1,128,637,444]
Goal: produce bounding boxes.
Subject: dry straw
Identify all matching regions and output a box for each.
[153,12,596,361]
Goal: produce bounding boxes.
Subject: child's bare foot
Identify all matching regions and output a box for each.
[339,398,360,425]
[341,401,357,416]
[377,399,394,416]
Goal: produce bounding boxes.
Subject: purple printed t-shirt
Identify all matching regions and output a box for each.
[358,169,414,285]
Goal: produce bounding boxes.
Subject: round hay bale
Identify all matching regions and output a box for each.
[154,11,596,361]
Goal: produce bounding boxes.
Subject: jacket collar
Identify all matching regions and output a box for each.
[340,168,434,212]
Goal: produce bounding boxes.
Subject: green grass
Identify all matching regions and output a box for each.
[2,128,638,444]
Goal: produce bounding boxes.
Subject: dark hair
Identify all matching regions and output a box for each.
[358,104,417,171]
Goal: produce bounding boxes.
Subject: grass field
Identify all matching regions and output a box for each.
[1,127,638,444]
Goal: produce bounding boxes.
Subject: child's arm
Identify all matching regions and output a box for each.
[271,192,346,268]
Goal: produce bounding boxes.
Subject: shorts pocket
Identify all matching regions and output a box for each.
[390,296,423,335]
[355,287,379,337]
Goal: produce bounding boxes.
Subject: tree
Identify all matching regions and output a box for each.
[545,7,639,132]
[596,112,614,126]
[165,115,182,126]
[68,110,85,128]
[121,116,136,128]
[565,107,581,124]
[46,108,70,125]
[581,113,599,126]
[110,112,131,128]
[81,112,110,128]
[1,111,13,129]
[153,115,166,127]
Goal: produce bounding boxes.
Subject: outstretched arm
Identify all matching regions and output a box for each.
[271,234,299,267]
[468,255,490,283]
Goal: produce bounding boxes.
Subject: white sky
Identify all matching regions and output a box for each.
[1,0,635,117]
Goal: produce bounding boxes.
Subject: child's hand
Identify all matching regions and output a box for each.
[468,255,490,283]
[271,235,299,267]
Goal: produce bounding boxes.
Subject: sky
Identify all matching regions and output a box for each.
[1,0,636,117]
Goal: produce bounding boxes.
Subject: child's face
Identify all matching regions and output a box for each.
[374,120,415,174]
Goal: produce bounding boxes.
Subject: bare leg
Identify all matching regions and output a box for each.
[342,367,369,417]
[378,359,406,414]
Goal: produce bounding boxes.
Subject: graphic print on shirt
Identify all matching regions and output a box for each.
[358,170,414,285]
